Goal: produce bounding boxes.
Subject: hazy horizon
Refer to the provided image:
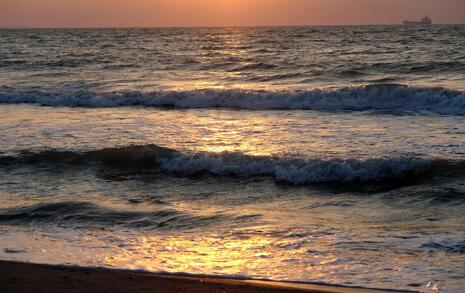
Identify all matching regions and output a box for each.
[2,22,465,30]
[1,0,464,28]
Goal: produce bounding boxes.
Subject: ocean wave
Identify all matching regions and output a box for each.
[1,84,464,115]
[1,145,456,189]
[228,62,278,72]
[245,72,304,82]
[421,240,465,254]
[0,201,225,230]
[406,61,464,74]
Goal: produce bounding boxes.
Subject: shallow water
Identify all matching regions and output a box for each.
[1,26,465,292]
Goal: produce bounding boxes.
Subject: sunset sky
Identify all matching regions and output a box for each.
[1,0,464,28]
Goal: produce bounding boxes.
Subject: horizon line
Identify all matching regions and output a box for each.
[1,22,464,30]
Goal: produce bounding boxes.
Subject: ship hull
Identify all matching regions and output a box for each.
[403,21,431,26]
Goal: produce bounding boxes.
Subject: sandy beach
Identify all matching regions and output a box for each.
[0,261,414,293]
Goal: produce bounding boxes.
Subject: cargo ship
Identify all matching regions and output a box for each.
[403,16,432,26]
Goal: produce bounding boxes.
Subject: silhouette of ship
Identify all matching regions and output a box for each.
[403,16,432,26]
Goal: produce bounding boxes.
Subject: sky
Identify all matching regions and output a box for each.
[1,0,464,28]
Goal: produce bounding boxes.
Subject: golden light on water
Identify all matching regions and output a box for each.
[100,232,321,280]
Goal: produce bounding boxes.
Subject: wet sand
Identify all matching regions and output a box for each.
[0,261,415,293]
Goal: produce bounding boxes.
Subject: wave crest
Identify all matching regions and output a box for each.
[1,85,464,115]
[0,145,445,189]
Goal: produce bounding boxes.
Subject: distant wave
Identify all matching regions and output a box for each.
[2,145,458,189]
[228,62,278,72]
[421,239,465,254]
[1,84,465,115]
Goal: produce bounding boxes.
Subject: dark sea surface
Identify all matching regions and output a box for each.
[1,26,465,292]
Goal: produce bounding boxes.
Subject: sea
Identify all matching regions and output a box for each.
[0,25,464,292]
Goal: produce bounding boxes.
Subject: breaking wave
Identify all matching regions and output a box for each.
[1,84,465,115]
[1,144,460,189]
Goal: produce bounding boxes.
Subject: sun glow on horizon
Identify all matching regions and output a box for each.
[1,0,464,28]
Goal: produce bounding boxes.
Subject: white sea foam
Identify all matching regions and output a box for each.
[159,152,432,185]
[1,85,465,115]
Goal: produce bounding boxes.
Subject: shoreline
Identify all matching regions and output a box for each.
[0,260,416,293]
